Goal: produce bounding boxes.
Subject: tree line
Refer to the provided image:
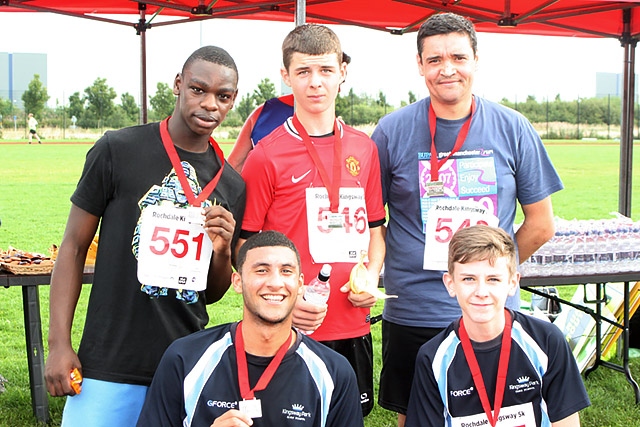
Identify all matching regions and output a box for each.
[500,94,622,127]
[0,75,627,137]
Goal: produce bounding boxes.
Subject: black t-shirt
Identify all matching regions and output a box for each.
[72,122,245,385]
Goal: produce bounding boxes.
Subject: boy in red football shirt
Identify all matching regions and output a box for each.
[238,24,386,416]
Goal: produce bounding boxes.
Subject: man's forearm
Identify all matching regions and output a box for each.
[205,251,233,303]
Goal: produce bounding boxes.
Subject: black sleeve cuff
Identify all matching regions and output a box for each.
[368,219,386,229]
[240,229,259,240]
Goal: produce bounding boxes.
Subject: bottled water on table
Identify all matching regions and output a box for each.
[520,215,640,277]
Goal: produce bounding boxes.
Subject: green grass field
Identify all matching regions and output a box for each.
[1,141,640,426]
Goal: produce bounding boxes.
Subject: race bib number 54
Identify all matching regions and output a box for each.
[137,205,213,291]
[423,199,499,271]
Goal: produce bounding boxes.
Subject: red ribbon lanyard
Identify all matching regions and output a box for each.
[291,114,342,213]
[235,321,293,400]
[159,118,225,207]
[428,97,476,182]
[458,309,512,427]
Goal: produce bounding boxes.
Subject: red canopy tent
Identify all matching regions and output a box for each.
[2,0,640,36]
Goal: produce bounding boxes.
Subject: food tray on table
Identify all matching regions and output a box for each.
[0,246,54,275]
[0,261,54,275]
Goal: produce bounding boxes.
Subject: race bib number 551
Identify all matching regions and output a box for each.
[137,205,212,291]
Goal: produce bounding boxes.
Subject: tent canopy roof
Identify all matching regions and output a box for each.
[3,0,640,39]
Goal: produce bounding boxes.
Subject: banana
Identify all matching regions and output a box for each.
[349,251,397,299]
[349,251,369,293]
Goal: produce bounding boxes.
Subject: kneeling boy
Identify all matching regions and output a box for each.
[406,225,590,427]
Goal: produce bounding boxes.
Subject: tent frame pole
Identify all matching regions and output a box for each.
[619,8,636,217]
[135,2,149,124]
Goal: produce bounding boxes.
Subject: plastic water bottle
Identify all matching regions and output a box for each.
[554,230,573,276]
[583,228,597,275]
[537,242,554,276]
[301,264,331,336]
[304,264,332,306]
[615,223,633,272]
[572,225,586,274]
[595,230,614,274]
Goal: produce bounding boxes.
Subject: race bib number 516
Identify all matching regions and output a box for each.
[137,205,213,291]
[306,187,370,263]
[423,199,499,271]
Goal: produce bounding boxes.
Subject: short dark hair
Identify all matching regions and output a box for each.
[417,13,477,58]
[282,24,342,70]
[237,231,301,272]
[182,45,238,78]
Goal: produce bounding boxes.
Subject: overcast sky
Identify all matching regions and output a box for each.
[0,12,627,108]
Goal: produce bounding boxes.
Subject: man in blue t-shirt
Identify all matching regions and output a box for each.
[371,12,564,427]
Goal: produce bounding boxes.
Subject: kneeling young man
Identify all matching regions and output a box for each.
[137,231,363,427]
[406,225,590,427]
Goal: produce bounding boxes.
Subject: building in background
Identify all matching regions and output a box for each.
[596,72,638,98]
[0,52,47,110]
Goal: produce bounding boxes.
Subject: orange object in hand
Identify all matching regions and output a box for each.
[70,368,83,394]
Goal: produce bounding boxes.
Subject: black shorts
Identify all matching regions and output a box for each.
[321,334,374,417]
[378,320,443,414]
[29,129,36,134]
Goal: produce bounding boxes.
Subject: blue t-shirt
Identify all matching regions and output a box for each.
[372,96,563,328]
